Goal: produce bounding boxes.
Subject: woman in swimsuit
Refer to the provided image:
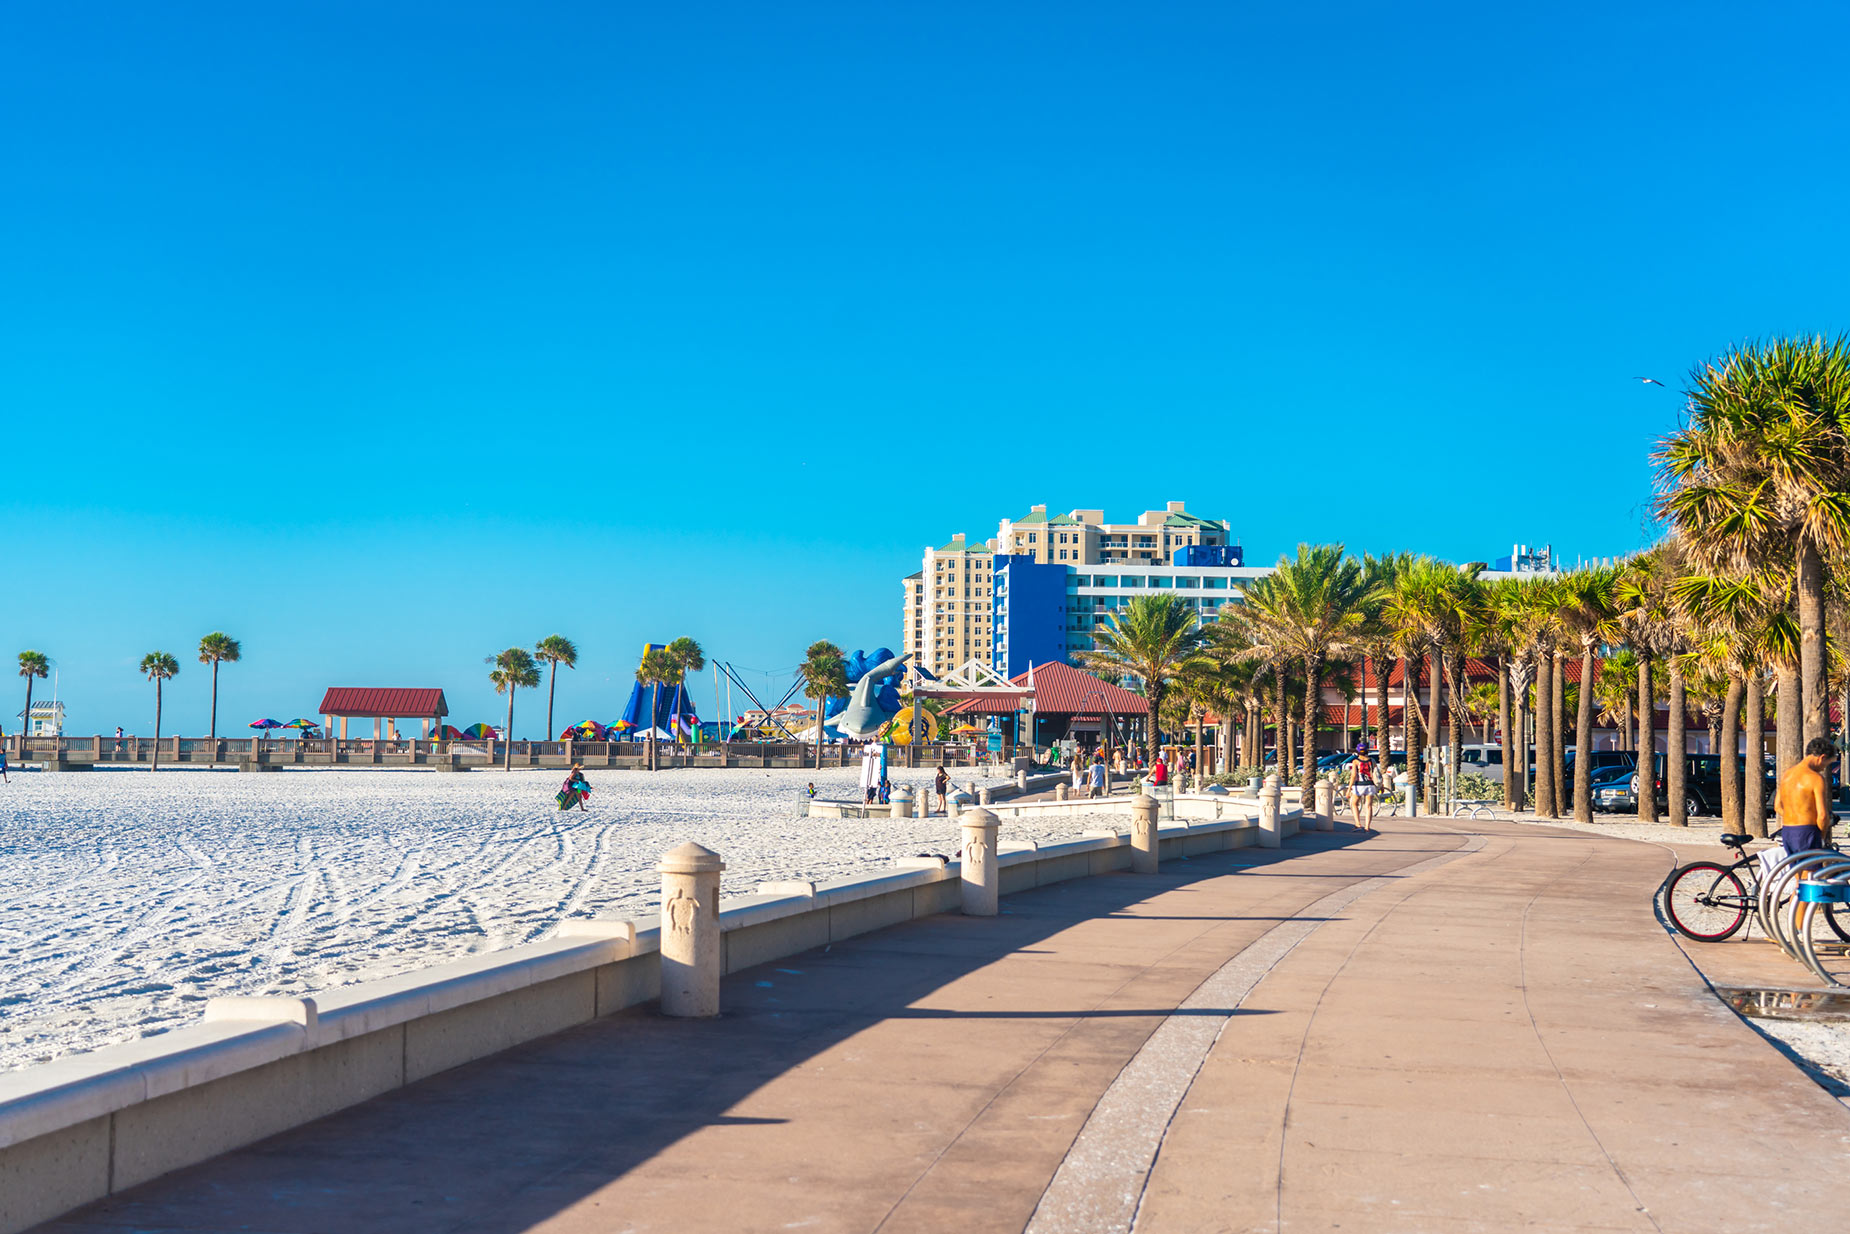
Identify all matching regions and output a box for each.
[1347,743,1380,833]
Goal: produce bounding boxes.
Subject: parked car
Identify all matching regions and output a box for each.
[1459,744,1502,769]
[1317,751,1357,773]
[1565,749,1638,780]
[1618,754,1776,818]
[1590,764,1641,813]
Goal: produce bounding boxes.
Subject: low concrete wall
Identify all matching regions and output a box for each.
[0,806,1301,1234]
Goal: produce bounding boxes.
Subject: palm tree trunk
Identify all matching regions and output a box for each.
[209,661,219,742]
[546,662,558,742]
[1744,671,1767,838]
[152,680,163,773]
[1534,650,1557,819]
[1799,538,1829,745]
[1402,653,1421,812]
[1148,682,1165,772]
[1667,660,1687,826]
[503,691,515,771]
[1637,653,1657,822]
[1720,674,1744,832]
[21,677,33,751]
[1499,658,1513,808]
[1446,650,1464,810]
[1777,663,1802,792]
[1273,672,1287,774]
[1551,653,1568,817]
[1301,655,1320,792]
[1425,650,1442,779]
[1574,643,1596,822]
[1376,654,1391,754]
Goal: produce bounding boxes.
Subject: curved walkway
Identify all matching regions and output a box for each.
[33,818,1850,1233]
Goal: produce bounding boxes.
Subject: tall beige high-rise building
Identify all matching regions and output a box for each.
[906,534,995,678]
[903,501,1229,678]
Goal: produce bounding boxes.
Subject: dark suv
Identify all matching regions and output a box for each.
[1564,749,1638,780]
[1629,753,1775,818]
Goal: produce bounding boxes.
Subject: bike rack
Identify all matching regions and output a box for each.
[1755,850,1850,986]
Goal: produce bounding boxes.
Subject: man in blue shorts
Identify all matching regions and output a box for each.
[1776,736,1837,855]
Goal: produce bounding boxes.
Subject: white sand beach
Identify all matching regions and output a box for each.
[0,766,1124,1073]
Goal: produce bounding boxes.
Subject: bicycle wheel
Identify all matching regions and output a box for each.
[1825,902,1850,944]
[1665,862,1749,941]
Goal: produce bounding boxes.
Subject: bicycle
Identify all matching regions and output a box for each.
[1663,832,1850,943]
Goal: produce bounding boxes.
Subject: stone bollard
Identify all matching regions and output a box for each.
[1130,793,1161,874]
[960,807,1000,916]
[1016,769,1028,793]
[1056,782,1070,802]
[1258,774,1282,849]
[1314,777,1335,831]
[966,780,977,798]
[893,785,914,818]
[978,786,992,805]
[658,842,726,1018]
[949,790,972,820]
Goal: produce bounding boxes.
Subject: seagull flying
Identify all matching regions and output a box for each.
[1634,377,1666,387]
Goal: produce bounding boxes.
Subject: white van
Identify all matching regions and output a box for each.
[1459,744,1503,769]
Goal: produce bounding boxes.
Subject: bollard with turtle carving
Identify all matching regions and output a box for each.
[658,842,725,1017]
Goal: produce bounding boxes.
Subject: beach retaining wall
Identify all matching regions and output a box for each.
[0,802,1299,1234]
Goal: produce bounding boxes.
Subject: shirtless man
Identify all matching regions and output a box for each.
[1776,737,1837,857]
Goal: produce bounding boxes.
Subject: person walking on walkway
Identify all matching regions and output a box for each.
[1150,755,1168,787]
[1347,742,1380,832]
[1087,756,1108,799]
[933,764,950,816]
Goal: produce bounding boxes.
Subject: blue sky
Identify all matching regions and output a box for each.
[6,2,1848,736]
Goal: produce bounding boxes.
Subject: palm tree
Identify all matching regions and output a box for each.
[17,650,49,747]
[140,652,179,771]
[534,635,579,740]
[196,633,241,743]
[487,647,542,771]
[1359,553,1411,759]
[1673,567,1797,836]
[634,647,679,772]
[1658,335,1850,749]
[1615,553,1680,822]
[1232,546,1374,790]
[1385,557,1483,808]
[1552,566,1618,822]
[666,637,706,744]
[1085,592,1210,771]
[800,641,847,771]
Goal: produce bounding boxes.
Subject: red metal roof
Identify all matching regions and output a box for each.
[318,688,449,717]
[1020,661,1150,715]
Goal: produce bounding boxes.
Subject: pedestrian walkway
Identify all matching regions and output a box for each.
[33,818,1850,1233]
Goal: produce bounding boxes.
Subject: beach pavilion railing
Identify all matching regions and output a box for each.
[6,734,989,771]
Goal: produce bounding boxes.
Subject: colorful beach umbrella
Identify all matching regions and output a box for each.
[248,718,284,730]
[284,718,320,730]
[461,723,499,740]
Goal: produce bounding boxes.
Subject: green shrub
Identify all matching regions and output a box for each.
[1453,771,1502,802]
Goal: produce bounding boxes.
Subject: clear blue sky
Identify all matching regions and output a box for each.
[7,2,1847,736]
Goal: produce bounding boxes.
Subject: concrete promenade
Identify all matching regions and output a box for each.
[32,817,1850,1233]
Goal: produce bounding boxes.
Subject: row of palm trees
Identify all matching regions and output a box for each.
[1077,335,1850,836]
[487,634,710,772]
[16,637,242,772]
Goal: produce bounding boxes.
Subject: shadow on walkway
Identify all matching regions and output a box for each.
[43,829,1374,1234]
